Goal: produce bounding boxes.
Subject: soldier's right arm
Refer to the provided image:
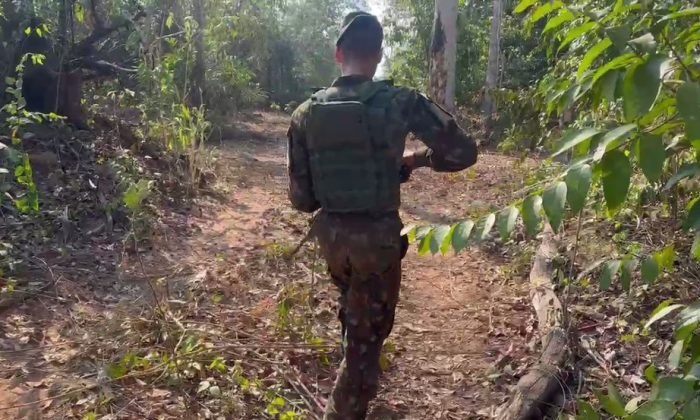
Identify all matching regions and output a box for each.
[402,90,478,172]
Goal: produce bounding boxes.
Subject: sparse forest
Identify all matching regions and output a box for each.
[1,0,700,419]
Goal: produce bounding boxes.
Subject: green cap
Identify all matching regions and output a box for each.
[336,11,383,48]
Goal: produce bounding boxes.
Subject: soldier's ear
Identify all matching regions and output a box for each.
[335,48,344,64]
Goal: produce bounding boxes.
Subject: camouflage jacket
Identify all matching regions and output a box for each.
[287,75,478,213]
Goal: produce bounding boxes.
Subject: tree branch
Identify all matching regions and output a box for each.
[74,9,145,55]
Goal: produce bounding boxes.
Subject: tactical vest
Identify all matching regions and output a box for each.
[306,81,400,213]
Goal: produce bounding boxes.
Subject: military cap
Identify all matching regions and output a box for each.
[336,11,383,49]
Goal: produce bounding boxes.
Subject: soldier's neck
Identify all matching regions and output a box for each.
[340,63,376,80]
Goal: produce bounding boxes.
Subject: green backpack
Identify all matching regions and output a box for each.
[306,81,400,213]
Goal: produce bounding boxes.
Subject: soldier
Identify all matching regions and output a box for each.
[286,11,478,420]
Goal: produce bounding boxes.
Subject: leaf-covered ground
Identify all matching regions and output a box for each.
[0,112,542,419]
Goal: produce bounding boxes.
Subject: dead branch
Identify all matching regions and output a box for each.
[497,227,571,420]
[74,8,146,55]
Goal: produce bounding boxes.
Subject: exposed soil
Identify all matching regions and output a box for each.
[0,112,538,419]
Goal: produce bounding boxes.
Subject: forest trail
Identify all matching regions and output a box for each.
[196,112,535,419]
[0,112,536,419]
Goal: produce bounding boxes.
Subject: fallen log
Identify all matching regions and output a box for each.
[497,227,569,420]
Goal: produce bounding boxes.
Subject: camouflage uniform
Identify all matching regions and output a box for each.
[287,76,477,419]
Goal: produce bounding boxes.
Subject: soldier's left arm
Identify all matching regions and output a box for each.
[287,104,320,213]
[403,91,478,172]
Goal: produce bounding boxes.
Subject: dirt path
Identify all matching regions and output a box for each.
[0,112,534,419]
[197,113,534,418]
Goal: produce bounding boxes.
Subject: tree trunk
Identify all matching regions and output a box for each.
[428,0,457,112]
[191,0,206,108]
[482,0,503,116]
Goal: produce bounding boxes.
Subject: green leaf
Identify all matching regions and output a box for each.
[565,164,592,213]
[685,197,700,231]
[623,56,666,122]
[576,400,600,420]
[659,7,700,23]
[472,213,496,243]
[593,53,637,83]
[620,258,636,291]
[641,257,660,285]
[542,182,567,233]
[678,302,700,330]
[514,0,537,14]
[578,38,613,80]
[645,303,685,330]
[668,340,685,370]
[522,195,543,237]
[543,10,575,34]
[598,384,627,417]
[633,400,675,420]
[601,150,631,213]
[451,221,474,254]
[530,1,563,23]
[663,164,700,192]
[683,397,700,420]
[497,206,519,242]
[628,33,657,54]
[677,82,700,144]
[634,134,665,182]
[600,260,621,290]
[432,225,454,256]
[606,25,631,53]
[553,128,603,157]
[558,22,598,53]
[656,246,676,271]
[593,124,636,161]
[418,229,434,256]
[692,234,700,261]
[645,364,658,384]
[650,377,694,402]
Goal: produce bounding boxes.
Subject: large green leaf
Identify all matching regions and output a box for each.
[641,256,660,285]
[522,195,543,237]
[577,38,613,80]
[543,9,575,34]
[645,302,685,330]
[659,7,700,23]
[683,397,700,420]
[606,25,631,53]
[451,221,474,254]
[620,258,636,292]
[472,213,496,243]
[593,52,637,83]
[542,181,567,233]
[514,0,537,14]
[432,225,454,256]
[418,229,434,256]
[622,56,666,121]
[558,22,598,53]
[650,377,694,402]
[593,124,636,161]
[684,197,700,231]
[597,384,627,417]
[565,164,592,213]
[601,150,631,213]
[668,339,684,370]
[576,401,600,420]
[678,302,700,330]
[497,206,519,242]
[632,400,675,420]
[594,70,620,104]
[634,134,665,182]
[677,82,700,144]
[693,234,700,261]
[553,128,603,157]
[600,260,621,290]
[530,1,563,24]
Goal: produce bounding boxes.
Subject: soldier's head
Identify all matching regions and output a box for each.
[335,11,383,78]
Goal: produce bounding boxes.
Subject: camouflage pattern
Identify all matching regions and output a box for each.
[286,74,478,419]
[287,75,478,214]
[314,212,406,420]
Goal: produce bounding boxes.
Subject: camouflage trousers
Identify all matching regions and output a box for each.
[314,212,407,420]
